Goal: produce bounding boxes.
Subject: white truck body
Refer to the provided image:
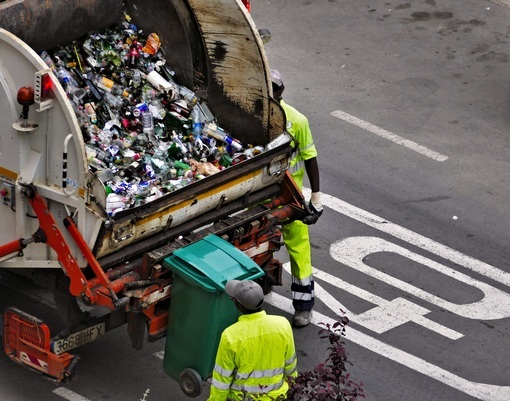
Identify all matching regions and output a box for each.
[0,0,291,269]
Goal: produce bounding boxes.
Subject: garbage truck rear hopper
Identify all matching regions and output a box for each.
[0,0,313,387]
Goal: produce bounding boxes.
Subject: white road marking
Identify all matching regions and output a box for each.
[267,292,510,401]
[302,187,510,287]
[331,236,510,320]
[330,109,448,161]
[300,264,463,339]
[154,350,165,360]
[292,187,510,399]
[53,388,92,401]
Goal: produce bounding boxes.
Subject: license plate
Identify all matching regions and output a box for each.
[52,323,105,355]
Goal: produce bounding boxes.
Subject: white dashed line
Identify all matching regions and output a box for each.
[330,109,448,161]
[53,388,92,401]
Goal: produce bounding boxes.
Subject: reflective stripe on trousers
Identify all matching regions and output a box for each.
[282,219,314,311]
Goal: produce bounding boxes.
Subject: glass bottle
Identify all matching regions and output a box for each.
[93,74,130,98]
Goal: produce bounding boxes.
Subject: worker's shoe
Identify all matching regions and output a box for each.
[293,310,312,328]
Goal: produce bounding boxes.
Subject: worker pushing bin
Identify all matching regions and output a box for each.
[162,235,264,397]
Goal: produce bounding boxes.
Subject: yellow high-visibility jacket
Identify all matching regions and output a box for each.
[280,99,317,287]
[280,99,317,189]
[208,311,297,401]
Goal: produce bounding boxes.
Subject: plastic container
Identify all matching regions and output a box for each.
[162,234,264,397]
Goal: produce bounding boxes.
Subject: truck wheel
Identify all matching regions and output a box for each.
[179,368,203,397]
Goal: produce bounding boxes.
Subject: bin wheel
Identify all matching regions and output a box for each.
[179,368,203,397]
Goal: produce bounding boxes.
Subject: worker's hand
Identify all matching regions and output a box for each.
[309,191,323,219]
[302,192,323,225]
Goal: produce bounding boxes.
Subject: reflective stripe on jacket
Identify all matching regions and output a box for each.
[208,311,297,401]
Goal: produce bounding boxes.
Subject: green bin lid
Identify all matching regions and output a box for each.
[162,235,264,292]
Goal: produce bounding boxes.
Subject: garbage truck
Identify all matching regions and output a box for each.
[0,0,315,394]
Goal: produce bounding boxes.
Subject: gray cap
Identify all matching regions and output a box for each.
[225,280,264,310]
[270,69,284,88]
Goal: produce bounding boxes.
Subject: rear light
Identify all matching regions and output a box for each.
[14,86,37,131]
[241,0,251,12]
[17,86,35,106]
[34,69,54,111]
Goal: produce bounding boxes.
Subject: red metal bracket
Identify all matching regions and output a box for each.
[3,307,78,382]
[19,184,93,300]
[18,184,137,309]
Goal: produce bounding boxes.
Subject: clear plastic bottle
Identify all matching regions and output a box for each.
[104,92,124,110]
[58,67,85,106]
[142,110,156,144]
[178,85,198,107]
[40,50,57,73]
[87,155,107,171]
[141,84,158,103]
[203,122,243,151]
[95,148,111,163]
[190,105,207,140]
[66,86,87,105]
[171,133,188,156]
[132,69,142,88]
[57,66,79,88]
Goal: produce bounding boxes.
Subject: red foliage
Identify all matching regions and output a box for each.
[285,315,365,401]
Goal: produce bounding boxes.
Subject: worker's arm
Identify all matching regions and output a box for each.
[304,157,320,193]
[284,325,298,381]
[208,336,235,401]
[304,157,323,217]
[296,111,322,216]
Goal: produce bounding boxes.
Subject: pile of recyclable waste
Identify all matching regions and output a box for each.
[41,13,264,216]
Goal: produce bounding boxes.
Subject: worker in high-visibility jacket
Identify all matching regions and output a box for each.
[208,280,297,401]
[270,69,323,328]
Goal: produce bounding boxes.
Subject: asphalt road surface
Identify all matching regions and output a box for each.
[2,1,510,401]
[254,0,510,400]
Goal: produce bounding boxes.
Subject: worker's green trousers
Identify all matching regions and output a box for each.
[282,218,315,311]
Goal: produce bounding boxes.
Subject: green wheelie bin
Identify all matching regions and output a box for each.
[162,234,264,397]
